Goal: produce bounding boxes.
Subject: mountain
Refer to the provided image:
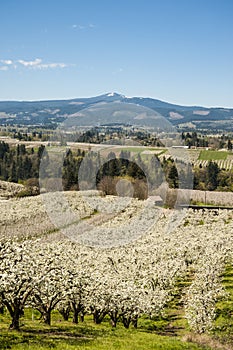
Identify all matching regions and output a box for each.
[0,92,232,131]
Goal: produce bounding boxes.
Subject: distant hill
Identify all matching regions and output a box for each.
[0,92,232,131]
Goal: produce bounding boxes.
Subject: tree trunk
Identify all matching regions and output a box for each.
[93,310,107,324]
[59,306,71,321]
[72,309,79,324]
[9,314,20,331]
[1,291,31,331]
[71,302,85,324]
[109,310,119,328]
[0,305,4,314]
[122,316,131,329]
[42,310,51,325]
[62,313,69,321]
[132,316,138,329]
[9,306,22,331]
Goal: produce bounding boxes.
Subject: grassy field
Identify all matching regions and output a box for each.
[198,150,229,161]
[0,312,212,350]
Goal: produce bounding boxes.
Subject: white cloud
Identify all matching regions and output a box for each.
[1,60,13,65]
[72,23,96,30]
[0,58,69,71]
[72,24,84,29]
[36,62,67,69]
[0,66,8,71]
[18,58,67,69]
[18,58,42,67]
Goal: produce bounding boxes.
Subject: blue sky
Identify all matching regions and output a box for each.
[0,0,233,107]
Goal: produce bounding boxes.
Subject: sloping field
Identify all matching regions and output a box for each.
[0,192,233,350]
[190,150,233,169]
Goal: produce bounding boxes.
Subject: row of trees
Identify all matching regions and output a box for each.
[2,127,164,147]
[181,132,209,148]
[0,141,45,183]
[1,141,232,196]
[61,150,193,197]
[0,208,232,333]
[181,131,233,150]
[194,161,233,191]
[0,141,184,197]
[0,239,174,330]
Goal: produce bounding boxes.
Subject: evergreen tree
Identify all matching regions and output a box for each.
[227,140,232,151]
[9,161,18,183]
[168,164,179,188]
[206,161,219,190]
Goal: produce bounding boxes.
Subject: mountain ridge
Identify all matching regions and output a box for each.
[0,92,232,131]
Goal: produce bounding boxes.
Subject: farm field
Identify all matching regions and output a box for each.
[199,150,229,161]
[1,2,233,349]
[1,136,232,168]
[82,145,167,159]
[0,191,233,349]
[0,259,232,350]
[188,149,233,170]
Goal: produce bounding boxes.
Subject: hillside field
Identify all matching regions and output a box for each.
[0,192,232,349]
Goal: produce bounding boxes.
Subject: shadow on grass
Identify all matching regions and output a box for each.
[0,333,92,349]
[138,314,185,338]
[0,323,110,349]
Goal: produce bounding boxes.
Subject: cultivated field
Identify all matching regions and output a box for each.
[0,191,233,349]
[191,150,233,170]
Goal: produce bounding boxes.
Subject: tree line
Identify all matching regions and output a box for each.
[181,131,233,150]
[193,161,232,191]
[0,141,232,196]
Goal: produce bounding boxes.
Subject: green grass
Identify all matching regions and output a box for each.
[0,313,211,350]
[214,264,233,344]
[198,150,228,161]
